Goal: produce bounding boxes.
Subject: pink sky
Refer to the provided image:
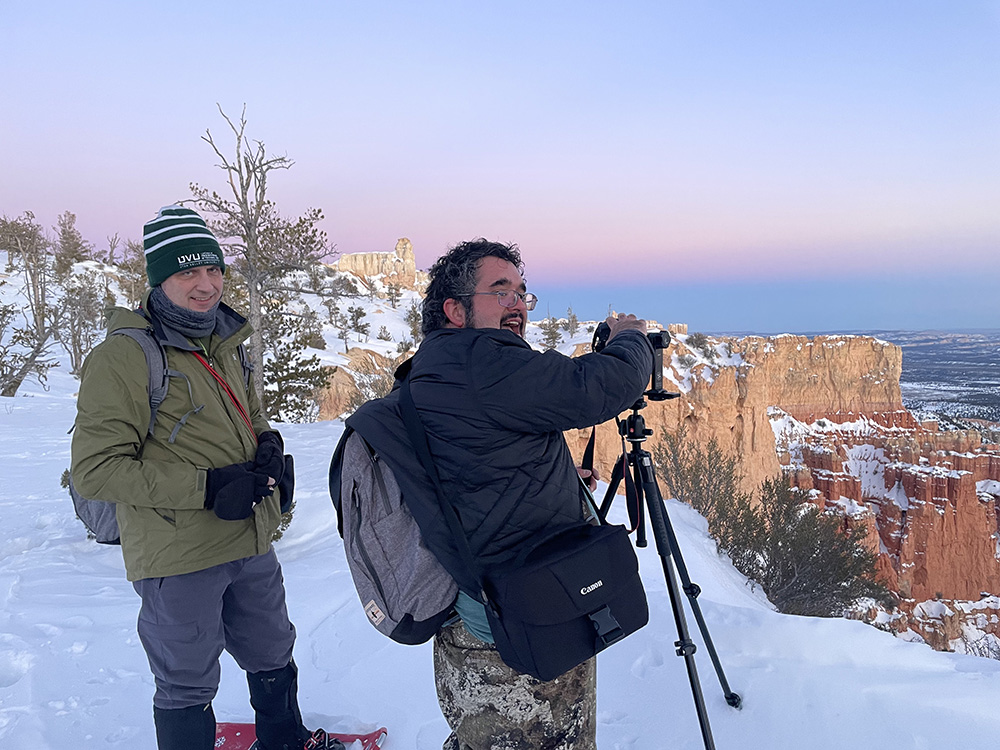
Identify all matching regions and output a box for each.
[2,1,998,330]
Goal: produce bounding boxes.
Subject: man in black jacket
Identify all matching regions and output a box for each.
[347,239,653,749]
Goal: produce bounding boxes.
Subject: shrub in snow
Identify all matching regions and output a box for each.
[654,430,892,617]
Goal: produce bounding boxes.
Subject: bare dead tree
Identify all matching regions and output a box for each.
[188,105,332,402]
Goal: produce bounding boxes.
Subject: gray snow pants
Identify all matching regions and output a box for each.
[433,621,597,750]
[133,548,296,709]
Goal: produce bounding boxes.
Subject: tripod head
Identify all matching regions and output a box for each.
[592,323,681,416]
[590,321,680,529]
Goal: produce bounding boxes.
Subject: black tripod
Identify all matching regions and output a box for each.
[596,390,742,750]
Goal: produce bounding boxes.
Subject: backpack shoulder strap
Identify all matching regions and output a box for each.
[111,326,169,437]
[399,377,488,604]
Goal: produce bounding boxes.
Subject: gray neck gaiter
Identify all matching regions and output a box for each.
[149,286,219,339]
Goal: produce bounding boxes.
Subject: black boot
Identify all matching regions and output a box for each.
[247,660,309,750]
[153,703,216,750]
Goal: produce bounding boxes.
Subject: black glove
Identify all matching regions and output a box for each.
[205,462,273,521]
[254,431,285,484]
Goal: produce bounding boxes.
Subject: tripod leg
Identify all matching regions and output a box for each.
[637,450,743,710]
[629,456,717,750]
[660,540,717,750]
[601,451,648,543]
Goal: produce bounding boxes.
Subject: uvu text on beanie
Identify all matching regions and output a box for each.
[144,205,226,287]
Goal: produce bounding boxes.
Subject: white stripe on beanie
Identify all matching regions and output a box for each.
[144,232,222,256]
[143,221,215,241]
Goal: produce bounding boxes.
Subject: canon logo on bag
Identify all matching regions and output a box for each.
[580,580,604,595]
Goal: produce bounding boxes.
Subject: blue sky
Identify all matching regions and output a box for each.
[2,1,998,332]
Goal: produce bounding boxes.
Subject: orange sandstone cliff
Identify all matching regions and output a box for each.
[568,330,1000,647]
[567,334,911,496]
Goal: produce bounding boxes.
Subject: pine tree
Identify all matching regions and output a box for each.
[47,212,105,376]
[686,332,717,362]
[52,212,91,279]
[385,282,402,309]
[539,315,562,350]
[259,297,333,423]
[404,300,422,344]
[347,305,370,341]
[114,239,149,309]
[561,306,580,336]
[55,268,104,376]
[0,212,59,395]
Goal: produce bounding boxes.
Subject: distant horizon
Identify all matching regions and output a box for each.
[701,327,1000,336]
[530,271,1000,334]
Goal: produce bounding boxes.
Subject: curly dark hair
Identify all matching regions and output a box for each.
[421,239,524,335]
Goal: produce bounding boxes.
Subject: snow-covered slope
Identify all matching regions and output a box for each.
[3,371,1000,749]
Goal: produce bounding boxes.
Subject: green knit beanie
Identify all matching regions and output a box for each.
[143,205,225,287]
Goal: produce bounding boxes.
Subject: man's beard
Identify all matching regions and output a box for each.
[467,307,524,338]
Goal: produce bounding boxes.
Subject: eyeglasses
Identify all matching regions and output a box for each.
[459,290,538,310]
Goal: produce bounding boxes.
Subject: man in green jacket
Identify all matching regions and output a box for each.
[71,205,342,750]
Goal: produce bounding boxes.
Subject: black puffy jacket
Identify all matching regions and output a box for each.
[345,326,653,596]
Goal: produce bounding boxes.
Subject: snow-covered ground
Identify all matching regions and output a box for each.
[3,368,1000,749]
[2,256,999,748]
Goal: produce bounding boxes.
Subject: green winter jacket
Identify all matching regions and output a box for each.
[71,294,282,581]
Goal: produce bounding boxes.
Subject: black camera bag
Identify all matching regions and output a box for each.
[483,521,648,681]
[400,377,648,681]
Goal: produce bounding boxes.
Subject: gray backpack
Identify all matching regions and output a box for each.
[70,324,250,545]
[329,428,458,644]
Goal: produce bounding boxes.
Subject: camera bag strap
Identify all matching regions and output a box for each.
[398,375,490,605]
[398,375,649,682]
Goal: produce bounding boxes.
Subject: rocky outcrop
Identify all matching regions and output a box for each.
[878,463,1000,601]
[317,349,397,421]
[777,412,1000,603]
[847,595,1000,656]
[332,238,428,291]
[738,335,908,425]
[316,365,359,422]
[568,333,906,497]
[867,597,1000,655]
[569,330,1000,627]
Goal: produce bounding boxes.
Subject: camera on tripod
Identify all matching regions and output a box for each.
[589,317,743,740]
[591,321,678,403]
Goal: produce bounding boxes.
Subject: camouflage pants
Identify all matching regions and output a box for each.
[433,622,597,750]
